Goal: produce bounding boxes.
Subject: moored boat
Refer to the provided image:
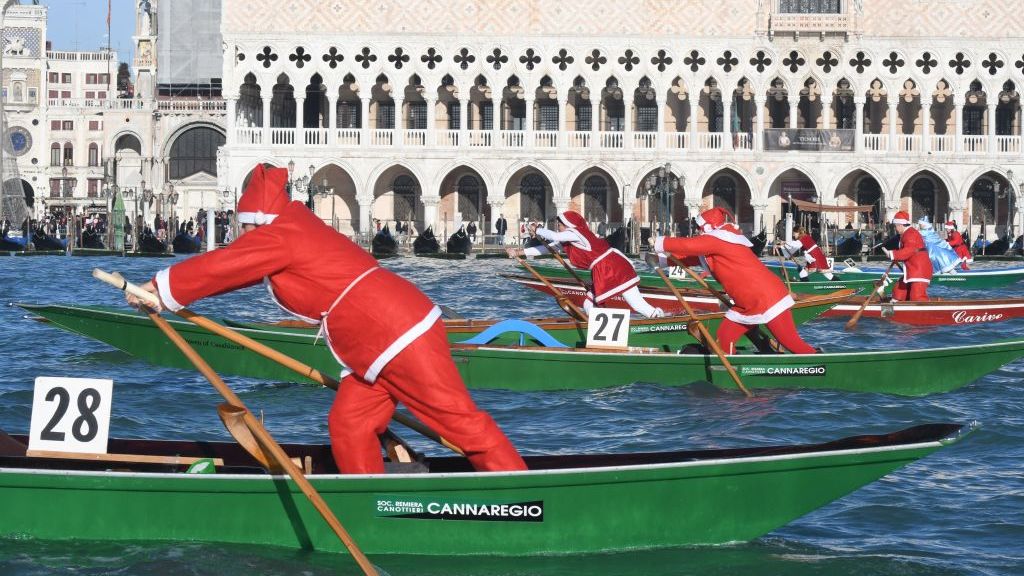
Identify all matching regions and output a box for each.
[0,423,970,554]
[18,296,843,383]
[765,261,1024,289]
[819,296,1024,325]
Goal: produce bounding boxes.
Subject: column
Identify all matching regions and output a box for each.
[954,96,964,153]
[590,95,599,148]
[325,94,336,145]
[688,96,698,150]
[425,96,437,146]
[987,102,998,154]
[655,94,666,149]
[788,94,799,128]
[920,97,931,154]
[294,96,306,145]
[553,196,570,215]
[685,201,703,231]
[947,200,966,229]
[751,202,768,238]
[754,97,766,151]
[854,97,865,153]
[887,101,898,152]
[721,97,733,151]
[884,199,900,224]
[226,98,237,145]
[394,96,405,146]
[360,96,370,146]
[458,96,469,147]
[487,199,504,235]
[421,196,440,232]
[358,199,373,236]
[623,98,633,149]
[524,95,535,148]
[821,97,832,130]
[261,96,272,143]
[492,95,502,147]
[206,208,216,252]
[557,95,568,148]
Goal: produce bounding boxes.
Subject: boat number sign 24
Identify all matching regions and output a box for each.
[28,377,113,454]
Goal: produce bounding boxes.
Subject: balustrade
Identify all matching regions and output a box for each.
[632,132,657,149]
[534,130,559,148]
[862,134,887,152]
[961,135,986,153]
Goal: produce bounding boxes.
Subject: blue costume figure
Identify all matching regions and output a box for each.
[918,217,961,274]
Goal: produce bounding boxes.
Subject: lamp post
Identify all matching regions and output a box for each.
[287,160,312,201]
[642,163,682,237]
[167,184,179,236]
[314,176,335,230]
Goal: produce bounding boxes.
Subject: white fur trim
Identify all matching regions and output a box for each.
[238,211,278,225]
[653,236,667,254]
[154,268,184,312]
[594,276,640,303]
[558,213,575,228]
[903,277,932,284]
[695,214,706,227]
[891,217,911,225]
[364,306,442,383]
[589,248,626,270]
[725,294,794,325]
[704,228,754,247]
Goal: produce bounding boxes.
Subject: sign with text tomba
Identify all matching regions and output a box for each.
[764,128,855,152]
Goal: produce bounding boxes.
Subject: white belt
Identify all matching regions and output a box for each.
[315,266,379,344]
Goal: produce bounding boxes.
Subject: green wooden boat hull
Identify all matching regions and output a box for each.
[525,262,878,295]
[449,338,1024,396]
[19,301,836,383]
[0,424,968,554]
[765,261,1024,289]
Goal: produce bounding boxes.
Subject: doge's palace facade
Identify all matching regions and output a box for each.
[220,0,1024,241]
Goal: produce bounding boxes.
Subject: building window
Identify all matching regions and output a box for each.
[49,178,60,198]
[86,74,97,84]
[100,74,109,84]
[62,120,73,130]
[778,0,841,13]
[27,88,36,102]
[576,102,592,131]
[12,82,24,102]
[583,175,609,223]
[376,102,395,129]
[835,97,855,129]
[508,101,526,130]
[996,106,1015,136]
[971,179,996,225]
[169,127,226,180]
[447,102,460,130]
[88,143,99,167]
[963,108,984,135]
[408,101,427,130]
[61,73,71,84]
[98,91,106,99]
[536,101,558,131]
[88,179,99,198]
[50,120,60,130]
[50,143,60,166]
[519,174,547,222]
[636,102,658,132]
[481,102,493,130]
[88,120,101,131]
[63,144,74,165]
[337,101,361,128]
[60,90,71,98]
[48,90,58,98]
[85,91,95,99]
[392,175,418,222]
[605,100,624,131]
[48,72,58,83]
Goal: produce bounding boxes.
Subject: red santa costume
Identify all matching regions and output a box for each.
[888,211,932,301]
[151,165,526,474]
[945,221,972,270]
[783,233,833,280]
[654,207,816,354]
[524,210,664,318]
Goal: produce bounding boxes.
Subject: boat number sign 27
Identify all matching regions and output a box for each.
[586,308,631,349]
[28,377,113,454]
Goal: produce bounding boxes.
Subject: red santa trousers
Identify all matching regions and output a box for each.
[328,320,527,474]
[892,279,929,302]
[715,310,816,355]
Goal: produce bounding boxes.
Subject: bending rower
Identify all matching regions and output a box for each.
[883,211,932,302]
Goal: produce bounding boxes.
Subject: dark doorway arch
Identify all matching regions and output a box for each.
[519,174,547,222]
[168,126,225,180]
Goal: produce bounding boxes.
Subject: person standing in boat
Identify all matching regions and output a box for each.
[779,226,834,280]
[126,165,527,475]
[651,207,817,355]
[506,210,665,319]
[882,211,932,301]
[945,220,972,270]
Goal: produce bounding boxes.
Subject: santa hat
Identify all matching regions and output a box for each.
[945,221,957,230]
[917,216,933,230]
[891,211,911,225]
[557,210,590,231]
[237,165,289,225]
[695,207,752,247]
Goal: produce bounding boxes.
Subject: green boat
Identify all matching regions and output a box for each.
[18,297,844,383]
[0,423,970,554]
[524,262,878,295]
[765,261,1024,289]
[448,338,1024,396]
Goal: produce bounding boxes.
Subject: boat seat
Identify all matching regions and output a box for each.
[457,319,569,347]
[25,449,225,468]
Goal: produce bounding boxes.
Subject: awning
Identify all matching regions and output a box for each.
[790,198,875,213]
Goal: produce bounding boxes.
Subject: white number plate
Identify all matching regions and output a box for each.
[585,308,630,349]
[28,377,113,454]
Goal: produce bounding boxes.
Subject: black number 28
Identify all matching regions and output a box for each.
[593,312,625,342]
[40,387,102,443]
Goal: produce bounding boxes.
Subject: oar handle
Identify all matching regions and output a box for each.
[93,268,160,307]
[844,260,896,331]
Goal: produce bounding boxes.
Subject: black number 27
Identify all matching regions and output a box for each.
[40,387,102,443]
[593,312,625,342]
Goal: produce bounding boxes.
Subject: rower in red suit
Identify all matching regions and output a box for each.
[780,226,834,280]
[651,207,816,355]
[883,210,932,301]
[126,165,526,474]
[945,220,972,271]
[507,210,665,318]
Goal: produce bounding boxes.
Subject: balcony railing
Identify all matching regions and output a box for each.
[155,100,227,112]
[371,129,394,146]
[500,130,525,148]
[633,131,657,149]
[534,130,559,148]
[598,132,623,149]
[336,129,361,146]
[899,135,921,153]
[439,129,460,147]
[931,134,954,153]
[697,132,723,150]
[467,130,491,147]
[995,135,1021,154]
[962,135,986,153]
[568,131,591,148]
[404,129,427,146]
[270,128,295,145]
[237,127,263,145]
[735,132,753,150]
[666,132,688,149]
[303,128,328,146]
[862,134,887,152]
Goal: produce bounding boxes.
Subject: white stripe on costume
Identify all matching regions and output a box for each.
[154,268,185,312]
[589,248,627,270]
[237,211,278,225]
[364,306,443,383]
[725,294,795,325]
[594,276,640,303]
[704,228,753,247]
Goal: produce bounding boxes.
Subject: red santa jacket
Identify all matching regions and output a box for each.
[891,226,933,284]
[534,227,638,303]
[947,230,972,261]
[153,201,439,382]
[798,235,829,270]
[656,233,794,324]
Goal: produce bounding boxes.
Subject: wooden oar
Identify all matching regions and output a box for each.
[93,269,464,458]
[651,265,752,397]
[92,271,379,576]
[663,254,783,354]
[538,238,589,288]
[844,260,897,331]
[773,245,793,291]
[512,255,588,321]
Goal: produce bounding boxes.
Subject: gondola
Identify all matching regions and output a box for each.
[412,226,440,255]
[835,231,863,256]
[974,234,1009,256]
[446,226,472,255]
[138,230,167,254]
[80,227,105,249]
[749,228,767,256]
[371,224,399,258]
[31,230,66,251]
[172,232,202,254]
